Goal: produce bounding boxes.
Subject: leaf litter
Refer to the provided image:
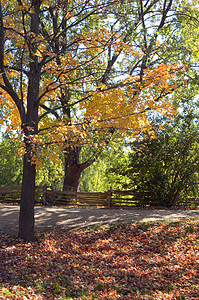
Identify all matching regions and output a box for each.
[0,218,198,299]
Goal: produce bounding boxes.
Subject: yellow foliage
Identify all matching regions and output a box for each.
[79,63,179,138]
[0,91,21,130]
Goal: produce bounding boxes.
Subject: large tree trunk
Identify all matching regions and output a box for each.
[18,1,41,241]
[19,107,39,241]
[19,150,36,241]
[63,163,82,192]
[63,146,82,191]
[18,115,39,241]
[63,146,97,192]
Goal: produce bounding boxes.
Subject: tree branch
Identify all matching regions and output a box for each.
[0,2,26,124]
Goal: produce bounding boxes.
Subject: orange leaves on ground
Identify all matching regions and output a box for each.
[0,218,198,299]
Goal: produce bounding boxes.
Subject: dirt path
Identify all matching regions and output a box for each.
[0,205,199,235]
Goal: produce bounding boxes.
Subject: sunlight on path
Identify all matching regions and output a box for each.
[0,205,198,234]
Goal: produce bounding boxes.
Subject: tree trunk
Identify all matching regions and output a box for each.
[63,147,82,191]
[18,1,41,241]
[63,146,99,192]
[63,164,82,192]
[19,150,36,241]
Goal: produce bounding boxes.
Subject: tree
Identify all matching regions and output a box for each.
[109,96,199,207]
[0,135,23,186]
[0,0,41,241]
[0,0,183,240]
[37,0,183,192]
[0,0,114,240]
[79,143,130,192]
[0,132,64,188]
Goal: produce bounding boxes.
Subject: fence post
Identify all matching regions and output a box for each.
[42,184,47,206]
[107,187,112,208]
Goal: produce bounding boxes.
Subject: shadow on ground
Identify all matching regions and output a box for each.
[0,205,199,235]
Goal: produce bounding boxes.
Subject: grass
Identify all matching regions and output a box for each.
[0,218,199,299]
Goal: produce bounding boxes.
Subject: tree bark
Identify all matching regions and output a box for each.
[19,150,36,241]
[63,146,82,191]
[18,0,41,241]
[63,163,82,192]
[63,146,98,192]
[18,83,40,240]
[18,86,39,241]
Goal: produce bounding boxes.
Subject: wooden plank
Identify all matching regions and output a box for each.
[47,194,75,198]
[112,200,142,204]
[77,198,107,202]
[46,193,75,198]
[46,199,74,203]
[46,191,108,198]
[77,192,107,196]
[0,199,20,203]
[77,197,107,201]
[46,191,76,196]
[112,190,151,196]
[77,200,107,205]
[0,194,20,197]
[112,197,135,201]
[46,201,73,205]
[77,202,106,206]
[77,196,106,200]
[77,194,108,198]
[0,186,20,192]
[0,197,20,200]
[112,191,135,196]
[77,196,107,200]
[112,198,138,202]
[47,198,76,202]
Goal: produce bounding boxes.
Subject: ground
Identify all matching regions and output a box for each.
[0,205,199,299]
[0,204,199,235]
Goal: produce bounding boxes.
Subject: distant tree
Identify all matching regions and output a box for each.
[0,136,23,186]
[79,143,130,192]
[0,133,64,189]
[35,153,64,190]
[111,100,199,207]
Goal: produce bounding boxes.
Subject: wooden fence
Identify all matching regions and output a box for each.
[0,185,198,208]
[0,186,46,205]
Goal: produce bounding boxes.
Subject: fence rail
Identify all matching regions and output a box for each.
[0,186,46,205]
[0,186,198,208]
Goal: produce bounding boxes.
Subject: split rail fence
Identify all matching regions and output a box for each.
[0,185,198,208]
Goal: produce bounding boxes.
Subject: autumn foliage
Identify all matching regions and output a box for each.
[1,218,198,299]
[0,0,183,163]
